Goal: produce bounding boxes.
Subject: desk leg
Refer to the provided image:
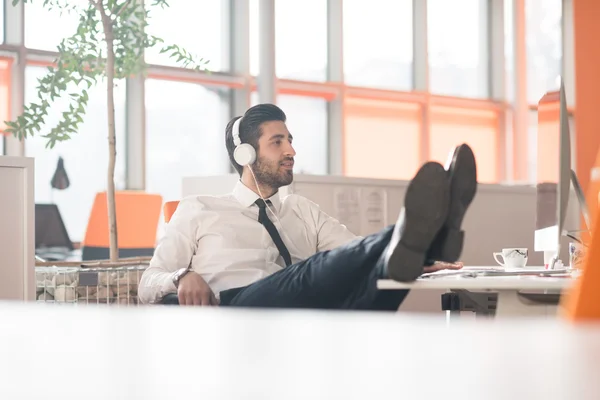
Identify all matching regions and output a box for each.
[445,309,460,325]
[495,290,558,318]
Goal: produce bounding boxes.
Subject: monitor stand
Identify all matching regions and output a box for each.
[547,169,591,270]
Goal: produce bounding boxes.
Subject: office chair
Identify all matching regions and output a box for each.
[81,191,163,261]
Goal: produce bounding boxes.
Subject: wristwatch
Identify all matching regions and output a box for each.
[172,267,191,288]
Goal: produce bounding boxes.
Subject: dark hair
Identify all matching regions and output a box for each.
[225,103,287,175]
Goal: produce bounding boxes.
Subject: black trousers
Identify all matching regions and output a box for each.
[162,225,409,311]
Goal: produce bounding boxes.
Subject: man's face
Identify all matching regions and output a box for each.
[252,120,296,189]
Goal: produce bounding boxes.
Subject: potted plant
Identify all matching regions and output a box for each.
[4,0,208,262]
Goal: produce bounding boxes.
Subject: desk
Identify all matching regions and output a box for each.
[378,267,576,318]
[0,303,599,400]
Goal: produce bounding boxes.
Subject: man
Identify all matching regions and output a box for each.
[138,104,477,310]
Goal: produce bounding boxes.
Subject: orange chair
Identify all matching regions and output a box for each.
[81,191,163,261]
[163,200,180,223]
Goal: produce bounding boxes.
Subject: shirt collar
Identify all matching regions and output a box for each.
[233,180,281,211]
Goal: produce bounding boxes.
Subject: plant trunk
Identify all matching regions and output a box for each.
[103,18,119,262]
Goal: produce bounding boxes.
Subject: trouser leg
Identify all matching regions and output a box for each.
[220,225,407,310]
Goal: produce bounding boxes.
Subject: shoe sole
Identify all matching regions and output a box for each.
[428,144,478,262]
[386,162,450,282]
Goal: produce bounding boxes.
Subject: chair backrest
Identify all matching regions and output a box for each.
[81,191,163,261]
[163,200,180,223]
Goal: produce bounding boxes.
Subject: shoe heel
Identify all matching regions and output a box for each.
[432,229,464,262]
[387,242,426,282]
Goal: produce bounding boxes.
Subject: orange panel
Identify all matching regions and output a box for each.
[82,191,163,248]
[429,105,499,183]
[344,97,422,180]
[560,204,600,321]
[0,58,11,135]
[588,151,600,228]
[536,91,560,184]
[573,0,600,213]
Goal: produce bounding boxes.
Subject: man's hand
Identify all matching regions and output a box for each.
[177,271,219,306]
[423,261,463,274]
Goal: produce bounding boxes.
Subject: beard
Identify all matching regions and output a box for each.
[252,156,294,189]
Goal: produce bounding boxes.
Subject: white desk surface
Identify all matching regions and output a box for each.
[1,303,600,400]
[378,266,575,291]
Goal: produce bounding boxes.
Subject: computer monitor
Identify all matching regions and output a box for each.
[534,79,588,268]
[35,204,73,251]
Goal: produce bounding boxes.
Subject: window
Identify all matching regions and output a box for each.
[526,0,562,104]
[145,79,230,204]
[505,0,515,102]
[277,94,328,174]
[0,0,5,44]
[250,0,259,77]
[528,109,539,182]
[275,0,327,82]
[250,0,327,81]
[0,58,10,155]
[344,97,422,180]
[343,0,413,90]
[428,0,488,98]
[145,0,228,72]
[24,66,126,242]
[24,0,85,51]
[429,106,499,183]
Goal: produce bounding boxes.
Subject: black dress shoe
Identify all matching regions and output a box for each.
[385,162,450,282]
[427,143,478,262]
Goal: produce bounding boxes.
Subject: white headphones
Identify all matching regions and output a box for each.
[232,116,257,166]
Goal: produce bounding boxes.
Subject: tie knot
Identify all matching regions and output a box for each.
[255,199,271,209]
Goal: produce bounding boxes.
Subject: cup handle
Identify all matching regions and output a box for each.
[493,252,505,267]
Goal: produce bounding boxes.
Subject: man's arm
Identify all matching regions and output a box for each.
[305,200,360,252]
[138,199,201,304]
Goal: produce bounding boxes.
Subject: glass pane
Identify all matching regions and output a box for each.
[25,0,86,51]
[344,97,421,180]
[0,0,5,44]
[528,110,539,182]
[145,0,228,71]
[277,95,328,174]
[343,0,413,90]
[429,106,499,183]
[275,0,327,81]
[428,0,488,98]
[505,0,515,102]
[250,0,259,76]
[526,0,562,104]
[145,79,230,204]
[24,66,126,242]
[0,58,10,155]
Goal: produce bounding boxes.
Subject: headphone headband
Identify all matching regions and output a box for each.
[232,117,242,147]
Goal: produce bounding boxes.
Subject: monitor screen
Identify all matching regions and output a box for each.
[35,204,73,250]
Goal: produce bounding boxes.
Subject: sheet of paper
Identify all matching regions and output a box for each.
[361,188,386,234]
[333,186,361,235]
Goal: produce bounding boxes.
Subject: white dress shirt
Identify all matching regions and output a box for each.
[138,180,358,304]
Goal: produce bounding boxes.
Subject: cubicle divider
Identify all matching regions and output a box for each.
[0,156,35,301]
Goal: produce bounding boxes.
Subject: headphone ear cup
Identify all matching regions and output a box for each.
[233,143,257,166]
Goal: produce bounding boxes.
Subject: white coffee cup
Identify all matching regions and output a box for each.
[493,248,528,268]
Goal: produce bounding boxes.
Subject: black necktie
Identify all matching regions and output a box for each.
[255,199,292,267]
